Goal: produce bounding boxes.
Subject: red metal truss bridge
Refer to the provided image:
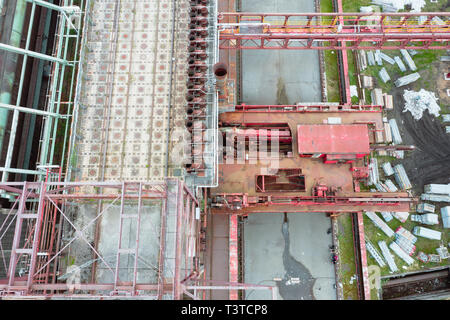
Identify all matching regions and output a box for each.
[217,12,450,50]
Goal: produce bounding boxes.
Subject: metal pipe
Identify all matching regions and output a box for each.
[1,2,37,182]
[0,102,67,118]
[0,42,70,65]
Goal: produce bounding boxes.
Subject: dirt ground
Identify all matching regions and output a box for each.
[386,59,450,195]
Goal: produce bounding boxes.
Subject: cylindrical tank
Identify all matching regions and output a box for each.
[189,50,207,60]
[191,6,208,16]
[189,28,208,37]
[213,62,228,96]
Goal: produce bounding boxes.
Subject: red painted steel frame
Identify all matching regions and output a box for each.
[233,104,383,112]
[229,215,238,300]
[212,193,414,209]
[218,12,450,50]
[0,180,202,299]
[356,212,371,300]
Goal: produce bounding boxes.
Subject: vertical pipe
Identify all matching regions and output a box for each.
[1,1,35,182]
[59,0,85,174]
[38,0,68,169]
[21,0,54,180]
[213,62,227,97]
[0,0,27,158]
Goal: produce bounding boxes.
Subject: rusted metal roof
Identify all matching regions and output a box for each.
[297,124,370,154]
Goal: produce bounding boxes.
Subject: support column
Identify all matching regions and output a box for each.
[356,212,371,300]
[229,214,238,300]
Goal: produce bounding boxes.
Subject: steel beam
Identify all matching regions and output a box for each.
[0,167,46,176]
[218,12,450,50]
[0,179,200,298]
[26,0,79,14]
[0,102,67,118]
[0,43,70,65]
[233,104,382,112]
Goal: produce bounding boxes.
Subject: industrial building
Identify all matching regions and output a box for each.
[0,0,449,300]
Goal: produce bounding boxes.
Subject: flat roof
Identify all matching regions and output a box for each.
[297,124,370,154]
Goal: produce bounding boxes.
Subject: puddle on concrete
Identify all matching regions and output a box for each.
[276,78,289,105]
[277,213,316,300]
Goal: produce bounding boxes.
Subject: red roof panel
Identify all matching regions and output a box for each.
[297,124,370,154]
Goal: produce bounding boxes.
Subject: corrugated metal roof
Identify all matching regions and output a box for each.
[297,124,370,154]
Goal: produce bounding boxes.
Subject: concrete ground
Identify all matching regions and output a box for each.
[241,0,321,104]
[244,213,337,300]
[205,214,230,299]
[239,0,335,300]
[66,201,163,285]
[96,201,162,284]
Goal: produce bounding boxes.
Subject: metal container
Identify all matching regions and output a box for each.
[388,119,402,145]
[393,164,411,190]
[382,162,394,176]
[416,202,435,213]
[424,184,450,195]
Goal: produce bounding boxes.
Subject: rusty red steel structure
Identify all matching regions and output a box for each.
[218,12,450,50]
[233,104,383,112]
[0,179,207,299]
[210,192,415,214]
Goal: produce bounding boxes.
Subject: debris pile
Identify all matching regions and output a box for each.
[403,89,440,120]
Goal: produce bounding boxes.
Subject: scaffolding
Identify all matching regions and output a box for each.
[0,179,205,299]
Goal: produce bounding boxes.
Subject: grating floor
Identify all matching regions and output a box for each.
[72,0,190,182]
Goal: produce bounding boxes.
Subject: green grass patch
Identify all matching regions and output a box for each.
[412,50,445,67]
[361,49,445,95]
[347,53,357,87]
[320,0,334,13]
[324,50,341,102]
[342,0,372,12]
[337,215,359,300]
[373,154,397,164]
[363,212,449,278]
[422,0,450,12]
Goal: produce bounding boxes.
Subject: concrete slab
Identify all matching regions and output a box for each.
[241,0,321,104]
[95,201,163,284]
[208,214,229,299]
[244,213,337,300]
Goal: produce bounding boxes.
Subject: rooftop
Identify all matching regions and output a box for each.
[297,124,370,155]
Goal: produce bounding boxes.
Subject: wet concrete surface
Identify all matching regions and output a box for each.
[277,214,315,300]
[244,213,337,300]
